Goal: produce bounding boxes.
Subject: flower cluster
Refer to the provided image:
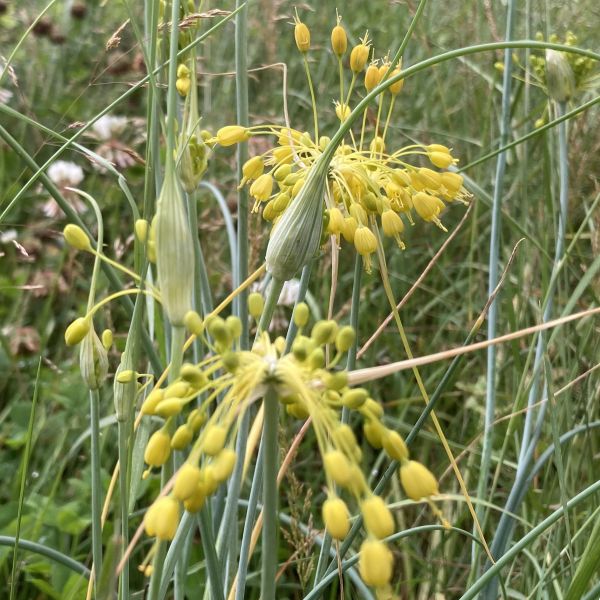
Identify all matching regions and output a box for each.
[128,297,440,592]
[209,15,469,274]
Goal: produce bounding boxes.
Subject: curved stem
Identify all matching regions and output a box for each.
[89,389,103,592]
[0,536,90,577]
[261,387,280,600]
[474,0,516,578]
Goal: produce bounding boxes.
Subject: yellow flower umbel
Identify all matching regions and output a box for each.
[139,301,438,593]
[216,14,470,276]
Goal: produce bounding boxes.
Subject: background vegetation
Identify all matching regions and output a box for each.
[0,0,598,598]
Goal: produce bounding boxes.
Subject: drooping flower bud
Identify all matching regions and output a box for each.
[155,171,195,325]
[173,463,202,501]
[350,34,371,73]
[360,495,395,539]
[358,540,394,587]
[144,429,171,467]
[63,224,92,252]
[399,460,439,500]
[265,157,328,281]
[322,497,350,540]
[65,317,90,346]
[215,125,250,147]
[145,496,179,541]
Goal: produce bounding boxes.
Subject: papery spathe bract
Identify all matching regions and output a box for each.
[265,158,328,281]
[155,170,195,325]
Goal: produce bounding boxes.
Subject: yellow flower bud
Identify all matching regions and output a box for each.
[412,192,446,228]
[294,19,310,53]
[184,310,204,336]
[311,320,338,346]
[286,401,310,420]
[171,424,194,449]
[176,77,191,96]
[177,63,190,79]
[335,102,351,122]
[324,373,348,393]
[389,68,404,95]
[417,167,441,190]
[428,151,454,169]
[145,496,179,541]
[427,144,451,154]
[211,449,237,482]
[273,163,292,181]
[141,389,164,415]
[354,226,377,256]
[364,63,381,92]
[180,363,207,388]
[273,192,291,213]
[350,36,370,73]
[293,302,310,327]
[116,369,136,383]
[323,450,352,486]
[381,210,405,249]
[322,497,350,540]
[101,328,113,350]
[183,485,206,513]
[341,216,358,243]
[155,397,184,418]
[65,317,90,346]
[216,125,250,147]
[248,292,264,319]
[361,495,395,539]
[226,315,243,340]
[202,425,227,456]
[399,460,439,500]
[250,173,274,202]
[359,539,393,587]
[331,20,347,56]
[207,316,231,348]
[363,420,385,449]
[335,325,355,353]
[173,463,201,501]
[187,408,206,432]
[63,224,92,252]
[369,136,385,155]
[144,430,171,466]
[440,172,464,199]
[239,156,264,188]
[382,430,408,462]
[164,381,190,398]
[341,388,368,409]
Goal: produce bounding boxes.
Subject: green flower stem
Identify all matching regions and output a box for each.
[261,387,280,600]
[9,360,40,600]
[236,268,313,598]
[198,507,226,600]
[0,536,90,578]
[89,389,103,593]
[235,442,265,600]
[235,0,250,348]
[117,422,130,600]
[474,0,516,579]
[257,278,285,335]
[483,101,572,598]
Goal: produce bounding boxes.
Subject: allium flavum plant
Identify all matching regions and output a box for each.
[30,2,595,600]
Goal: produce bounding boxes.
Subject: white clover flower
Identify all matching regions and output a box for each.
[277,278,301,306]
[92,115,128,140]
[47,161,85,187]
